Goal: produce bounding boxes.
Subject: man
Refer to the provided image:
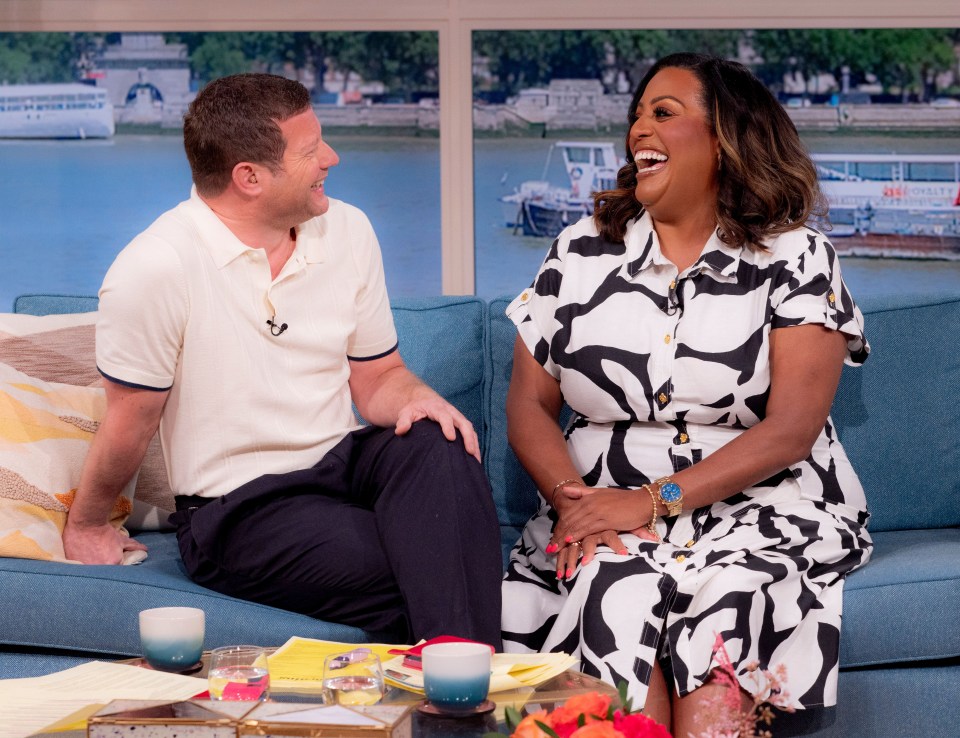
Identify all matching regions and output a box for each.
[62,73,502,647]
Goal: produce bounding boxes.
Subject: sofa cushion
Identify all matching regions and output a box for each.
[832,292,960,532]
[390,297,486,442]
[0,311,99,386]
[0,309,173,528]
[841,528,960,667]
[0,362,143,563]
[11,296,487,514]
[485,297,540,536]
[12,294,99,317]
[489,291,960,536]
[0,532,369,657]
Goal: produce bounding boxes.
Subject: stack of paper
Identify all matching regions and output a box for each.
[265,637,577,698]
[0,661,208,738]
[382,651,577,695]
[267,637,410,692]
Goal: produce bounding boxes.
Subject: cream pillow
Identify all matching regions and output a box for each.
[0,311,174,529]
[0,361,144,564]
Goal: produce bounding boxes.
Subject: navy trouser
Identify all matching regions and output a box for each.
[170,421,503,648]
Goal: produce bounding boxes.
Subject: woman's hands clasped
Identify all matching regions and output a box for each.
[546,483,660,579]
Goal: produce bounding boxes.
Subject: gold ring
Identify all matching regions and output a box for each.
[571,540,582,548]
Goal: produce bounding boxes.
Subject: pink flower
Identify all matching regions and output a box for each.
[613,712,673,738]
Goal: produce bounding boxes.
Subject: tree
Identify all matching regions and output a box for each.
[0,32,99,84]
[474,30,608,96]
[170,32,298,82]
[604,30,742,92]
[751,28,958,100]
[474,29,743,97]
[322,32,438,100]
[167,31,438,100]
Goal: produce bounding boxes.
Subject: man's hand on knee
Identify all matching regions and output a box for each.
[395,397,481,463]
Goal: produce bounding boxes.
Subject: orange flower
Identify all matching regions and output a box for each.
[511,710,552,738]
[563,692,613,718]
[568,722,625,738]
[547,693,613,737]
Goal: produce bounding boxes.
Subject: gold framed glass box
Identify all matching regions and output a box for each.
[239,702,413,738]
[87,699,255,738]
[85,700,413,738]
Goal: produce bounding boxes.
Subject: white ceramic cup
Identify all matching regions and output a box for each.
[421,642,492,712]
[138,607,205,672]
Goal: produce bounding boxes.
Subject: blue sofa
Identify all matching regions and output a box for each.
[2,291,959,737]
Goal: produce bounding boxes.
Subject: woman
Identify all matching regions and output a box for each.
[501,53,872,735]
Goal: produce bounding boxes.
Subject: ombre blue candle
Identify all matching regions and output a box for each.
[422,641,492,713]
[139,607,205,672]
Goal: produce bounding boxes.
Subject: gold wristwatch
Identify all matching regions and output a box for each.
[654,476,684,517]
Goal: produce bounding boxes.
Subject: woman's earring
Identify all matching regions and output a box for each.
[716,152,722,171]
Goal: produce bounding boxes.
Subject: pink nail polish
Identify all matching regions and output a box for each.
[619,549,628,555]
[564,535,573,543]
[566,568,574,578]
[545,543,557,554]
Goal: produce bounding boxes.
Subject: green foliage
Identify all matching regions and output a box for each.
[535,720,561,738]
[474,30,608,95]
[0,28,957,103]
[475,29,741,96]
[167,30,437,98]
[0,32,94,84]
[751,28,957,99]
[618,679,634,715]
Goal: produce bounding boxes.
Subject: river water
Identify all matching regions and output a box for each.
[1,132,958,312]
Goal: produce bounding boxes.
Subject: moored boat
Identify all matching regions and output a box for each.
[499,141,619,236]
[0,83,115,139]
[503,146,960,259]
[814,153,960,259]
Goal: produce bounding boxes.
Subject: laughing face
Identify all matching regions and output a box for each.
[629,67,720,224]
[262,108,340,226]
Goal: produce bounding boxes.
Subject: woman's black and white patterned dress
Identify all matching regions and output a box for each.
[501,212,873,710]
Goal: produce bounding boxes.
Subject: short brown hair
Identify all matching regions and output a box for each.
[593,53,827,248]
[183,73,312,196]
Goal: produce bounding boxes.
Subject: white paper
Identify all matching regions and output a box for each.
[0,661,208,738]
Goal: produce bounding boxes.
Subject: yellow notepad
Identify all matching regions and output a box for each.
[267,636,411,692]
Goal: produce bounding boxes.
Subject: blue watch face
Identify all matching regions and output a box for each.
[660,482,683,503]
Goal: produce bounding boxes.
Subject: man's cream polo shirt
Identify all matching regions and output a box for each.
[96,189,398,498]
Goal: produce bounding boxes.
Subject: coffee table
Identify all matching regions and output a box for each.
[32,655,617,738]
[253,659,617,738]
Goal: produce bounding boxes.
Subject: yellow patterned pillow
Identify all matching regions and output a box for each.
[0,361,141,563]
[0,311,173,529]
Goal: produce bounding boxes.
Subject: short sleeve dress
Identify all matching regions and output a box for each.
[501,212,873,710]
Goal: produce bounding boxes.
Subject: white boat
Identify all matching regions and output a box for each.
[813,153,960,257]
[500,141,619,236]
[0,83,115,139]
[502,146,960,257]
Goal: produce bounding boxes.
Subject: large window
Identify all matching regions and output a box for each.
[0,30,441,309]
[472,27,960,300]
[2,4,959,303]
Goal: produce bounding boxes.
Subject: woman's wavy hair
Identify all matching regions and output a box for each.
[593,52,827,248]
